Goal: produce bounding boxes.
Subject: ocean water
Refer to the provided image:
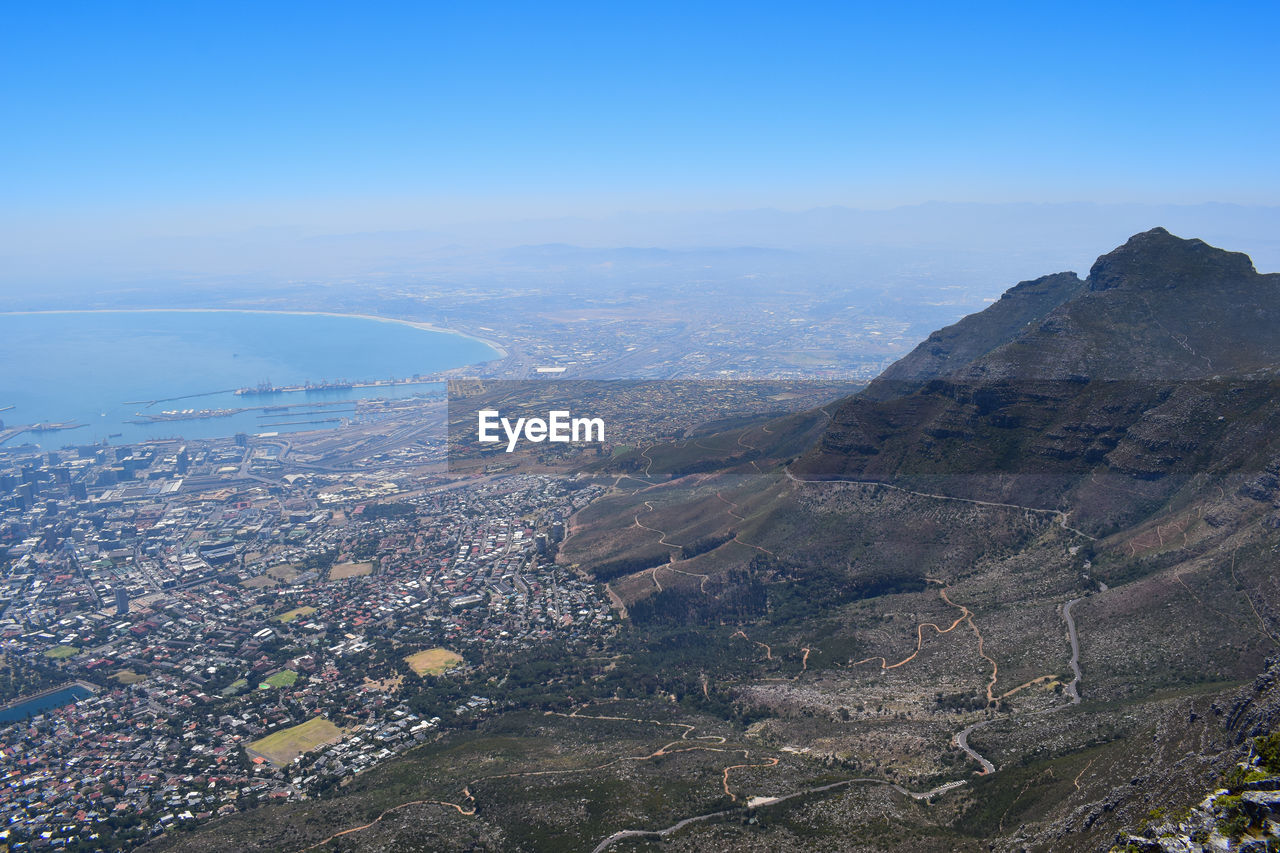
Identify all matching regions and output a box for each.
[0,311,499,446]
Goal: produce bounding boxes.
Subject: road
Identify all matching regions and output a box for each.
[784,468,1097,541]
[590,776,970,853]
[1062,597,1084,704]
[954,593,1088,775]
[953,721,997,775]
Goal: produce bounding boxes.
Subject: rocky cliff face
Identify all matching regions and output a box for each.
[795,229,1280,533]
[873,270,1086,385]
[1104,659,1280,853]
[874,227,1276,385]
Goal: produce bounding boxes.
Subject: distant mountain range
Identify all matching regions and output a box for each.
[6,202,1279,296]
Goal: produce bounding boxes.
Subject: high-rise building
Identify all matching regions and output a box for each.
[114,586,130,617]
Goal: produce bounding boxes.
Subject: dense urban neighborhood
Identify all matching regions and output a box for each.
[0,433,613,849]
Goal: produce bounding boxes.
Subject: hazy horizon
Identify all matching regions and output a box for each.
[4,3,1278,299]
[4,202,1278,305]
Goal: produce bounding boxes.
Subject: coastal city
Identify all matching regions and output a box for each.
[5,5,1279,851]
[0,427,612,850]
[352,279,925,382]
[0,363,855,850]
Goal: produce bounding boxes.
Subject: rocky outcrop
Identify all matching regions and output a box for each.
[795,231,1280,532]
[1109,660,1280,852]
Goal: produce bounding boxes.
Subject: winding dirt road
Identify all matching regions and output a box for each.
[849,580,997,703]
[717,491,745,520]
[722,755,780,800]
[731,630,773,660]
[297,704,746,852]
[589,775,969,853]
[953,594,1087,776]
[784,469,1097,542]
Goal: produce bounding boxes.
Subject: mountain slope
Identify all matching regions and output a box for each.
[553,228,1280,849]
[159,230,1280,853]
[874,270,1085,385]
[796,229,1280,532]
[874,227,1276,385]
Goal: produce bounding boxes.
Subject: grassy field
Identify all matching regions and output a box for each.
[242,564,302,589]
[246,716,344,767]
[405,647,464,676]
[261,670,299,689]
[43,645,79,659]
[329,561,374,580]
[221,678,249,697]
[274,605,317,623]
[111,669,147,684]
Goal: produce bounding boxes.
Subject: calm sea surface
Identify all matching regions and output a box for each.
[0,311,499,446]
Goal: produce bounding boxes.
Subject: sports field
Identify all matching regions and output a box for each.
[329,561,373,580]
[242,564,302,589]
[274,606,317,623]
[404,647,463,675]
[246,716,343,767]
[111,669,147,684]
[261,669,299,688]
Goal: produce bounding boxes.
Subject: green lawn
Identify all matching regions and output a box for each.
[260,669,299,688]
[111,669,147,684]
[221,678,249,697]
[273,606,317,623]
[247,716,344,767]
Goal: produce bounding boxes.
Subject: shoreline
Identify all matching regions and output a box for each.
[0,307,510,361]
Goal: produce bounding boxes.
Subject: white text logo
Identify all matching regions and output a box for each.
[477,410,605,452]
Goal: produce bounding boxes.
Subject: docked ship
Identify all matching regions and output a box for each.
[129,408,241,423]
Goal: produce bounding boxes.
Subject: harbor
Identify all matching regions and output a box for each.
[0,310,496,444]
[129,399,365,424]
[0,422,87,445]
[234,375,439,396]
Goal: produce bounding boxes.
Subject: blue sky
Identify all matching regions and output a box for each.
[3,0,1277,240]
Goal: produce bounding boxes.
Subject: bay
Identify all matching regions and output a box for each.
[0,310,500,445]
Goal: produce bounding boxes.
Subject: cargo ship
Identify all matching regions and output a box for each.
[129,408,242,423]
